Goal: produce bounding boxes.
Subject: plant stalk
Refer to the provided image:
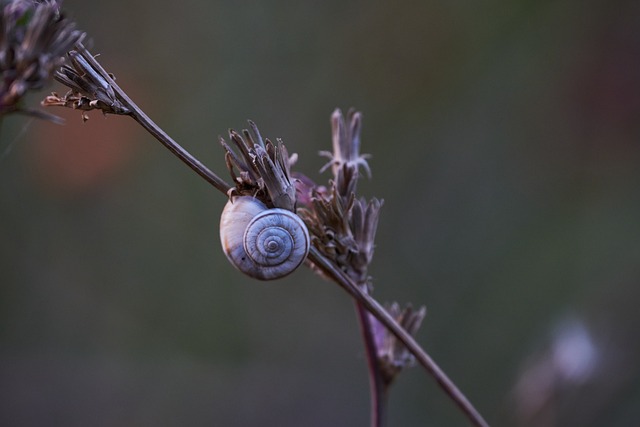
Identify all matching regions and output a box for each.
[355,300,387,427]
[308,247,489,427]
[75,44,232,195]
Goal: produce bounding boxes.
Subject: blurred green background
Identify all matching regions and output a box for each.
[2,0,640,426]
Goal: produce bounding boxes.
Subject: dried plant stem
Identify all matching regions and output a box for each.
[355,301,387,427]
[74,44,232,194]
[308,247,489,427]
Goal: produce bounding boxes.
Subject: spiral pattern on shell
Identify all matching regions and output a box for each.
[220,196,310,280]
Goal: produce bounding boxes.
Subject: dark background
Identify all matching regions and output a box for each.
[2,0,640,425]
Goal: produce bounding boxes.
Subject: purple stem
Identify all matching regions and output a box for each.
[75,45,232,195]
[355,300,387,427]
[308,247,490,427]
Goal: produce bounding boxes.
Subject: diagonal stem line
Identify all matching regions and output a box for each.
[308,247,490,427]
[74,44,232,195]
[354,300,387,427]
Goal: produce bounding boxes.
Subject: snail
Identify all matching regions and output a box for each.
[220,196,310,280]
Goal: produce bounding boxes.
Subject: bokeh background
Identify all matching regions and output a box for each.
[2,0,640,426]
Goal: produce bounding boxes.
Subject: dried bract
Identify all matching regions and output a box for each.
[220,122,298,211]
[42,50,130,121]
[301,186,358,267]
[349,197,383,280]
[320,109,371,175]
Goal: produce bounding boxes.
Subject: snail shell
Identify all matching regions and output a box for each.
[220,196,310,280]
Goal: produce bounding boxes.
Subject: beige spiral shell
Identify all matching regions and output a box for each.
[220,196,310,280]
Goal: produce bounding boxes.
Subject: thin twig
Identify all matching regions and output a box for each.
[355,301,387,427]
[308,247,490,427]
[74,44,232,195]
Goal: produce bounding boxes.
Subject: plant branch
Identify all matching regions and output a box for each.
[355,300,387,427]
[74,44,232,195]
[308,247,490,427]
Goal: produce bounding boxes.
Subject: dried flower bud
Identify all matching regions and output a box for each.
[349,197,383,279]
[221,122,299,211]
[319,108,371,197]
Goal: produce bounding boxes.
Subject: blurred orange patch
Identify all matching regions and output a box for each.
[27,103,142,198]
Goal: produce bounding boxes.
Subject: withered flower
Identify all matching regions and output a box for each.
[0,0,84,119]
[220,121,298,211]
[42,49,130,121]
[320,108,371,193]
[301,109,427,399]
[298,109,380,281]
[371,302,427,385]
